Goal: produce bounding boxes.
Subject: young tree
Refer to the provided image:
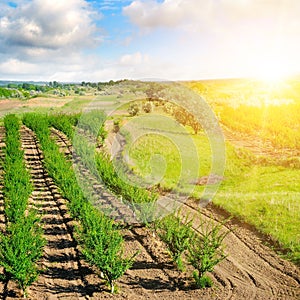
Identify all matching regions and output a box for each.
[128,103,139,116]
[157,213,194,271]
[188,218,228,288]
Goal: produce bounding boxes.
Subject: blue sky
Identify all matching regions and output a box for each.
[0,0,300,82]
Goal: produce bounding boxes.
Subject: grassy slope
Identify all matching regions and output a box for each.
[120,113,300,263]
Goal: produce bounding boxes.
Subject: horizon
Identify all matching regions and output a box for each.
[1,1,300,82]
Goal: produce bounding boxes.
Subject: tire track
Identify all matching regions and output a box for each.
[20,126,103,299]
[179,198,300,299]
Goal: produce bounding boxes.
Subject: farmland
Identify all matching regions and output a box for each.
[0,78,299,299]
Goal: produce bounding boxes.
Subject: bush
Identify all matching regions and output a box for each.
[157,213,194,271]
[0,214,45,297]
[142,101,153,113]
[188,217,229,288]
[128,103,139,116]
[80,209,136,293]
[1,114,45,297]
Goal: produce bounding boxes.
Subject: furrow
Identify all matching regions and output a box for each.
[179,199,300,299]
[50,128,183,292]
[20,126,101,299]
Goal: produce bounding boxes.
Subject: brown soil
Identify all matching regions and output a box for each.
[0,98,71,117]
[51,129,300,299]
[0,126,299,299]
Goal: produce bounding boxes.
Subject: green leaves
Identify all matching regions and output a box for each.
[24,112,135,293]
[0,213,45,293]
[1,114,45,296]
[157,213,194,271]
[80,209,136,293]
[156,211,228,288]
[187,218,228,288]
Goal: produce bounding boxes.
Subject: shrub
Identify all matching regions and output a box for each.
[188,217,229,288]
[128,103,139,116]
[1,114,45,297]
[157,213,194,271]
[0,213,45,297]
[80,210,136,293]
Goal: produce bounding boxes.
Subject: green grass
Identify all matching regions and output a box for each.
[214,152,300,263]
[117,112,300,264]
[120,113,212,194]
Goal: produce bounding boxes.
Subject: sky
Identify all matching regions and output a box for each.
[0,0,300,82]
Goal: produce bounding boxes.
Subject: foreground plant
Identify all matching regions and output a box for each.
[0,214,45,297]
[188,217,229,288]
[80,207,137,293]
[1,114,45,297]
[157,212,194,271]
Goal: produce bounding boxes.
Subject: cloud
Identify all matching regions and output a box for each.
[122,0,300,79]
[119,52,149,65]
[0,58,39,75]
[123,0,300,33]
[0,0,99,59]
[123,0,198,28]
[0,0,106,81]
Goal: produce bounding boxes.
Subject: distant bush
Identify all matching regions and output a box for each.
[128,103,139,116]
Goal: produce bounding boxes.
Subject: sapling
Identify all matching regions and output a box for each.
[157,212,194,271]
[80,211,137,293]
[188,217,229,288]
[0,213,45,297]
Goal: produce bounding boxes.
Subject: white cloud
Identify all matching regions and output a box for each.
[0,0,107,81]
[120,52,149,65]
[0,59,39,75]
[122,0,300,79]
[0,0,99,59]
[123,0,210,29]
[123,0,300,31]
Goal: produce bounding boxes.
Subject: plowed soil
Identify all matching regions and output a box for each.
[0,126,299,299]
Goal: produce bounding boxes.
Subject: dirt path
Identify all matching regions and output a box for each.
[180,199,300,299]
[50,128,300,299]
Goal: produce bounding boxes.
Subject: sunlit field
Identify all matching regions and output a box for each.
[102,78,300,263]
[0,78,299,300]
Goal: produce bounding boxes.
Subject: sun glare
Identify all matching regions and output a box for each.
[253,61,291,85]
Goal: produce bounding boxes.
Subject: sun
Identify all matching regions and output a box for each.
[254,61,290,85]
[249,55,294,85]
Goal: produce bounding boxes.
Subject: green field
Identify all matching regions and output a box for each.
[0,79,299,264]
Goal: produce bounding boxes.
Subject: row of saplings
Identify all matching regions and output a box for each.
[47,112,230,289]
[0,113,228,297]
[0,115,45,297]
